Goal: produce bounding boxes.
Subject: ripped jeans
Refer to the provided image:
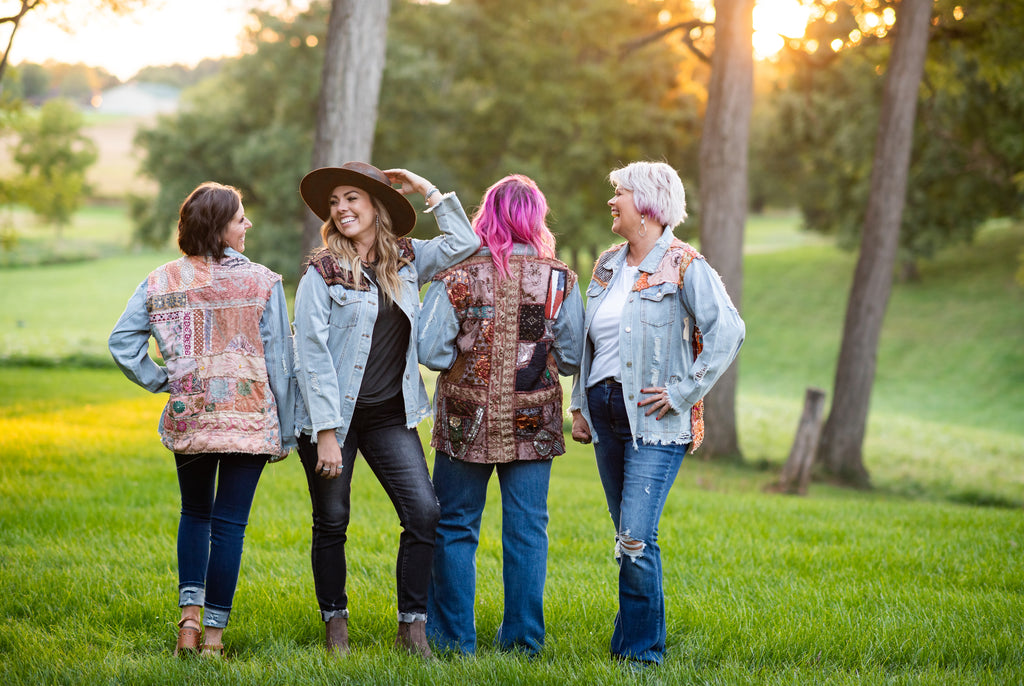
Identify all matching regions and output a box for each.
[587,382,687,664]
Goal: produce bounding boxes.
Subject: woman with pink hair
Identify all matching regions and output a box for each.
[418,174,584,655]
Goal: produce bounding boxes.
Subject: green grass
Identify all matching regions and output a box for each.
[1,205,1023,683]
[1,368,1022,685]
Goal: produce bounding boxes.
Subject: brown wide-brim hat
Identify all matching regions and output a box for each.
[299,161,417,236]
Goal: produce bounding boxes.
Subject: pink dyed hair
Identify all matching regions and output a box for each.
[471,174,556,280]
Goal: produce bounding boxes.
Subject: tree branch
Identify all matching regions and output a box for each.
[621,19,712,64]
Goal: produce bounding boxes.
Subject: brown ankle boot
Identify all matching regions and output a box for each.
[394,619,432,659]
[325,615,350,656]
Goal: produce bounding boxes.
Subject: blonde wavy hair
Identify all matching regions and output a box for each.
[319,196,411,304]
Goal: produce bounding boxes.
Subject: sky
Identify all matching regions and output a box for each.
[5,0,810,83]
[5,0,310,81]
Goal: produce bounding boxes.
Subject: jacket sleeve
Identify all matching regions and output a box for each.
[260,280,296,453]
[411,193,481,285]
[667,258,745,410]
[108,279,169,394]
[552,278,584,377]
[417,279,460,372]
[292,269,343,439]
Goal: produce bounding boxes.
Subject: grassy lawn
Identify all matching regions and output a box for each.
[1,367,1022,685]
[1,204,1022,683]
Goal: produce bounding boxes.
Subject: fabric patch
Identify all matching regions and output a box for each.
[147,292,187,312]
[519,304,545,341]
[515,341,550,391]
[514,407,542,438]
[207,378,231,402]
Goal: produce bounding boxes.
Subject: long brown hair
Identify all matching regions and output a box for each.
[319,196,411,304]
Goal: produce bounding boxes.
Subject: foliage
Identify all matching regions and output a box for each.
[375,0,703,261]
[8,98,97,233]
[131,59,226,88]
[751,0,1024,271]
[132,0,704,277]
[132,5,327,276]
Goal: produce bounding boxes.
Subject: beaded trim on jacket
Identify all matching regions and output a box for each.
[431,254,577,464]
[590,238,706,452]
[146,254,286,457]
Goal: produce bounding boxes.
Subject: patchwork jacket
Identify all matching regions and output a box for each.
[292,193,480,445]
[569,229,745,450]
[108,249,295,459]
[419,246,584,463]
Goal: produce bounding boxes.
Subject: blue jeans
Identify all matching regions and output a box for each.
[298,394,439,622]
[587,382,687,664]
[174,452,268,629]
[427,454,551,655]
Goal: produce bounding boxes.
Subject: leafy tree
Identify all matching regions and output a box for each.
[133,4,326,276]
[10,97,97,234]
[695,0,756,461]
[815,0,933,488]
[302,0,392,255]
[376,0,702,272]
[133,0,702,278]
[755,0,1024,274]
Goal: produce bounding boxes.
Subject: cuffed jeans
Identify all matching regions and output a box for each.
[298,394,439,622]
[175,451,268,629]
[587,382,687,664]
[427,453,551,655]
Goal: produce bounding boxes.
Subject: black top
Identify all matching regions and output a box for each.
[357,264,410,407]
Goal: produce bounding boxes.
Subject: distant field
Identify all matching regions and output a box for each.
[0,111,156,199]
[1,203,1021,508]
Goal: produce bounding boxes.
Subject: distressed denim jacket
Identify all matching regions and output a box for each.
[292,193,480,444]
[569,228,745,448]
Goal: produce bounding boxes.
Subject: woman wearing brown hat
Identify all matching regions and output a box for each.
[292,162,479,658]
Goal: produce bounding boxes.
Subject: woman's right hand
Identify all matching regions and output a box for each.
[571,410,592,444]
[316,429,343,479]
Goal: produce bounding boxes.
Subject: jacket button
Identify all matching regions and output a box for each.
[625,327,631,333]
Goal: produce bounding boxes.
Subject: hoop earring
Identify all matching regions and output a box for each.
[638,214,647,238]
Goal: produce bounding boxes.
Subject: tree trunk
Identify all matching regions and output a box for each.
[301,0,392,256]
[772,387,826,495]
[696,0,754,462]
[815,0,932,488]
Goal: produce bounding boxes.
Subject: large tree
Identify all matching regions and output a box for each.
[302,0,392,256]
[695,0,755,461]
[814,0,933,487]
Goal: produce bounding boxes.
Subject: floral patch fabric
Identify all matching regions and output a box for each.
[146,254,284,456]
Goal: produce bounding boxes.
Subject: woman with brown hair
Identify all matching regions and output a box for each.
[109,182,295,658]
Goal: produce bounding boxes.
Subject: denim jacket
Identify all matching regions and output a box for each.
[292,193,481,444]
[418,245,584,463]
[108,247,297,457]
[569,229,745,447]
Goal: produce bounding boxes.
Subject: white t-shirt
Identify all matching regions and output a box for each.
[586,264,639,388]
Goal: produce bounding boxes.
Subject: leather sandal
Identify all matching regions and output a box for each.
[173,618,202,657]
[200,642,225,658]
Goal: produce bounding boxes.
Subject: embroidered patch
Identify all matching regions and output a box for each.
[519,303,545,341]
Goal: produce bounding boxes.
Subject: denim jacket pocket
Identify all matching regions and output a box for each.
[639,283,677,327]
[327,288,361,329]
[586,280,606,299]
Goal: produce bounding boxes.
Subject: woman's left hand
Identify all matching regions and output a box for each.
[638,386,675,420]
[385,168,434,201]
